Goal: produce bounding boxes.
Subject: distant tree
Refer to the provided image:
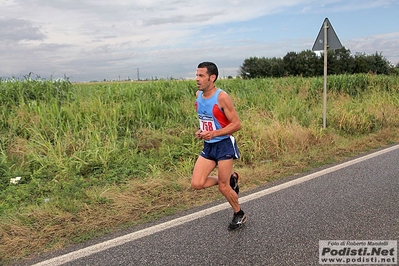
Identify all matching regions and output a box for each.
[392,62,399,75]
[239,47,394,79]
[354,53,369,74]
[372,52,391,74]
[239,57,253,79]
[283,52,300,76]
[353,52,391,74]
[240,57,270,78]
[269,57,285,77]
[297,50,321,77]
[328,47,355,74]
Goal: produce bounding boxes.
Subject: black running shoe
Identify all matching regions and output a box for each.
[228,212,247,230]
[230,172,240,195]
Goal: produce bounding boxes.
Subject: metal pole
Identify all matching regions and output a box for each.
[323,21,328,129]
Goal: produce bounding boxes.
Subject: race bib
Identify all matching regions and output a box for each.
[198,114,216,131]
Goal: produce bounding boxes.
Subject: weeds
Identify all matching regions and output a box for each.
[1,74,399,264]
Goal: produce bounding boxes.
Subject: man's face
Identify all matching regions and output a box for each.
[196,67,215,91]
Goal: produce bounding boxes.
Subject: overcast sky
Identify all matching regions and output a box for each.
[1,0,398,81]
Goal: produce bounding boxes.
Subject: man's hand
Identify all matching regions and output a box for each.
[195,129,203,140]
[199,130,215,141]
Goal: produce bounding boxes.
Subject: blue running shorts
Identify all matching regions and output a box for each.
[200,136,240,162]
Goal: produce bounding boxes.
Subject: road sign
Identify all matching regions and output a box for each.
[312,18,343,129]
[312,18,342,51]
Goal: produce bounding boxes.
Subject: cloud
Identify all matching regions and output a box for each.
[301,0,395,13]
[0,18,46,42]
[1,0,399,80]
[345,32,399,64]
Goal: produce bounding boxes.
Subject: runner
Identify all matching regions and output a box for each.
[191,61,247,230]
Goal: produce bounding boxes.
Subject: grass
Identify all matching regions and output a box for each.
[1,74,399,265]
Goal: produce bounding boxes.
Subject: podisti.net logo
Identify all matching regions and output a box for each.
[319,240,397,264]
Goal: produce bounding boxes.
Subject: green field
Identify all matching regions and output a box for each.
[1,74,399,264]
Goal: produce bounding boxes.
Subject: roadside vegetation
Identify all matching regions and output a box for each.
[239,47,399,78]
[1,74,399,265]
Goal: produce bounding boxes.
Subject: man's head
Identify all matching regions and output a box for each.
[197,62,219,82]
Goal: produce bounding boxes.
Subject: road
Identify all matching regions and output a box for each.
[19,144,399,266]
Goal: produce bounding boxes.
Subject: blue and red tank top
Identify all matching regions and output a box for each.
[195,88,230,143]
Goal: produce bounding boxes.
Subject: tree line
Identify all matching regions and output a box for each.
[239,47,399,79]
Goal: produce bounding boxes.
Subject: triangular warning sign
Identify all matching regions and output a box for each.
[312,18,342,51]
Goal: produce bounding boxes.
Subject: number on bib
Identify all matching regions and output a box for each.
[201,121,214,131]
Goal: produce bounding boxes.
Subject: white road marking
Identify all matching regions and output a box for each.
[33,144,399,266]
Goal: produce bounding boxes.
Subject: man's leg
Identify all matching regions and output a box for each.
[191,156,218,190]
[217,159,240,213]
[218,159,247,230]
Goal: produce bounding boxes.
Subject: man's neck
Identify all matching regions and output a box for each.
[202,86,217,98]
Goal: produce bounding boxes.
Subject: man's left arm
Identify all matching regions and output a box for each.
[213,91,241,137]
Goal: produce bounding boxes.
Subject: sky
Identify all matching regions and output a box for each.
[1,0,399,82]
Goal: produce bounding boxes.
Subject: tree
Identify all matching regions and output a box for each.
[283,52,299,76]
[354,53,369,74]
[392,62,399,75]
[239,47,395,79]
[297,50,321,77]
[269,57,285,77]
[240,57,271,78]
[328,47,355,74]
[372,52,391,74]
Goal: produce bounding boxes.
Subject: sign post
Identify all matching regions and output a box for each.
[312,18,342,129]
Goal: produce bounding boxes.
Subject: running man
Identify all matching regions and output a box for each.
[191,61,247,230]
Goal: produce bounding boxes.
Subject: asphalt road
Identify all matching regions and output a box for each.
[19,144,399,266]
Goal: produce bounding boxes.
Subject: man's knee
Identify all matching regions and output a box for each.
[218,182,230,194]
[191,180,203,190]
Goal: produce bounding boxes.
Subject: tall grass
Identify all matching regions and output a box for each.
[0,79,198,213]
[1,74,399,264]
[2,74,399,211]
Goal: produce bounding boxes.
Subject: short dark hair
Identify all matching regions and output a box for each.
[198,62,219,82]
